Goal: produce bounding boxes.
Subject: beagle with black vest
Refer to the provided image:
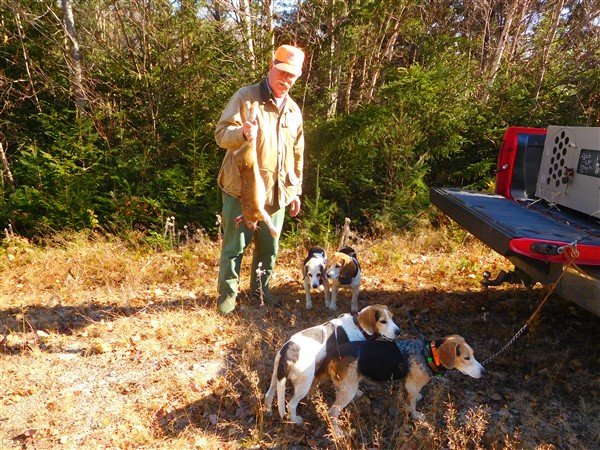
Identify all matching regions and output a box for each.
[326,246,361,313]
[264,304,402,425]
[303,246,331,310]
[314,335,485,433]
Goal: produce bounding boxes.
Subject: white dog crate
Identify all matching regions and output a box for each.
[536,126,600,218]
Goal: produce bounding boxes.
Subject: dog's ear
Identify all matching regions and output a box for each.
[437,336,464,369]
[372,305,390,324]
[319,264,327,280]
[303,263,308,279]
[357,306,377,335]
[339,256,357,279]
[241,100,251,123]
[303,239,312,251]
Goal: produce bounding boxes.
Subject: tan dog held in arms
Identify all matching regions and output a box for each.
[264,304,402,425]
[314,334,485,434]
[232,101,278,237]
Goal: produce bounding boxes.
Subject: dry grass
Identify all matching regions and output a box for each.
[1,227,599,449]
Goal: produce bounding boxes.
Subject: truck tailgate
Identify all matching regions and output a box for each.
[429,188,600,265]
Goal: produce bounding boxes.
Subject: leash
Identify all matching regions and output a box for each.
[481,243,580,367]
[405,307,426,340]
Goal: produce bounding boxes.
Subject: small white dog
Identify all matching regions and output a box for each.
[303,246,331,310]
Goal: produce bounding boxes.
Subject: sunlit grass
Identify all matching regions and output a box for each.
[0,226,597,448]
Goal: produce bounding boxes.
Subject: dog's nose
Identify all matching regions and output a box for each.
[394,328,401,336]
[480,367,486,377]
[312,283,319,288]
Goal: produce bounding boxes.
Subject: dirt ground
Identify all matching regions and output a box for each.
[0,233,599,449]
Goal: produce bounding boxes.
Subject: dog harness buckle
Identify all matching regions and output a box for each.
[425,341,444,376]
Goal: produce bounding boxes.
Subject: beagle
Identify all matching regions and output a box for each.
[326,246,361,313]
[303,246,331,310]
[264,304,402,426]
[315,335,485,432]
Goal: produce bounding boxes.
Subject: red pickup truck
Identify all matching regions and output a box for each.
[430,126,600,316]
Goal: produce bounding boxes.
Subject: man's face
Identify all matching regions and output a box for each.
[268,65,300,98]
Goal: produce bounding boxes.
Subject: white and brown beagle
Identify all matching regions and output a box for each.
[314,335,485,433]
[264,304,402,426]
[303,246,331,310]
[326,246,361,313]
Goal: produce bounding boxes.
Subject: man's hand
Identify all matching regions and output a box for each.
[242,118,258,141]
[289,195,301,217]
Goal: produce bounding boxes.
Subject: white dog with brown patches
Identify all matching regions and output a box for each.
[326,246,361,313]
[303,246,331,310]
[314,335,485,433]
[264,304,402,425]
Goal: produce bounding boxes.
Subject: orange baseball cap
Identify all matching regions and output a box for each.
[273,45,305,76]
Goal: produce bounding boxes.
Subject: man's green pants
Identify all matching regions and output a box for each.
[217,192,286,314]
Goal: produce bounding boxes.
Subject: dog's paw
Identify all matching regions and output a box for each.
[410,411,426,421]
[354,389,364,399]
[290,415,304,426]
[327,304,338,311]
[329,421,353,440]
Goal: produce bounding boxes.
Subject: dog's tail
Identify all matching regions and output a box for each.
[264,355,279,414]
[276,377,287,420]
[265,348,289,420]
[275,342,294,419]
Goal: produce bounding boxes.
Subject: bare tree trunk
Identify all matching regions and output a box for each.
[367,13,393,102]
[265,0,274,53]
[357,54,369,105]
[486,0,521,97]
[326,39,339,118]
[326,0,339,118]
[478,0,493,73]
[302,48,315,108]
[535,0,565,100]
[344,54,357,113]
[239,0,256,72]
[0,143,14,192]
[13,10,42,113]
[61,0,86,115]
[507,0,534,64]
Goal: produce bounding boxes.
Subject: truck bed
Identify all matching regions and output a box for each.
[430,188,600,258]
[430,187,600,315]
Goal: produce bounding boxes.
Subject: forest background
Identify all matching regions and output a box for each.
[0,0,598,242]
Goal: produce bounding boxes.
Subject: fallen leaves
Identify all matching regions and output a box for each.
[0,232,597,450]
[13,428,37,443]
[0,331,49,353]
[88,339,113,355]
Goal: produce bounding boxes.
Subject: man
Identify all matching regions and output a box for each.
[215,44,305,314]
